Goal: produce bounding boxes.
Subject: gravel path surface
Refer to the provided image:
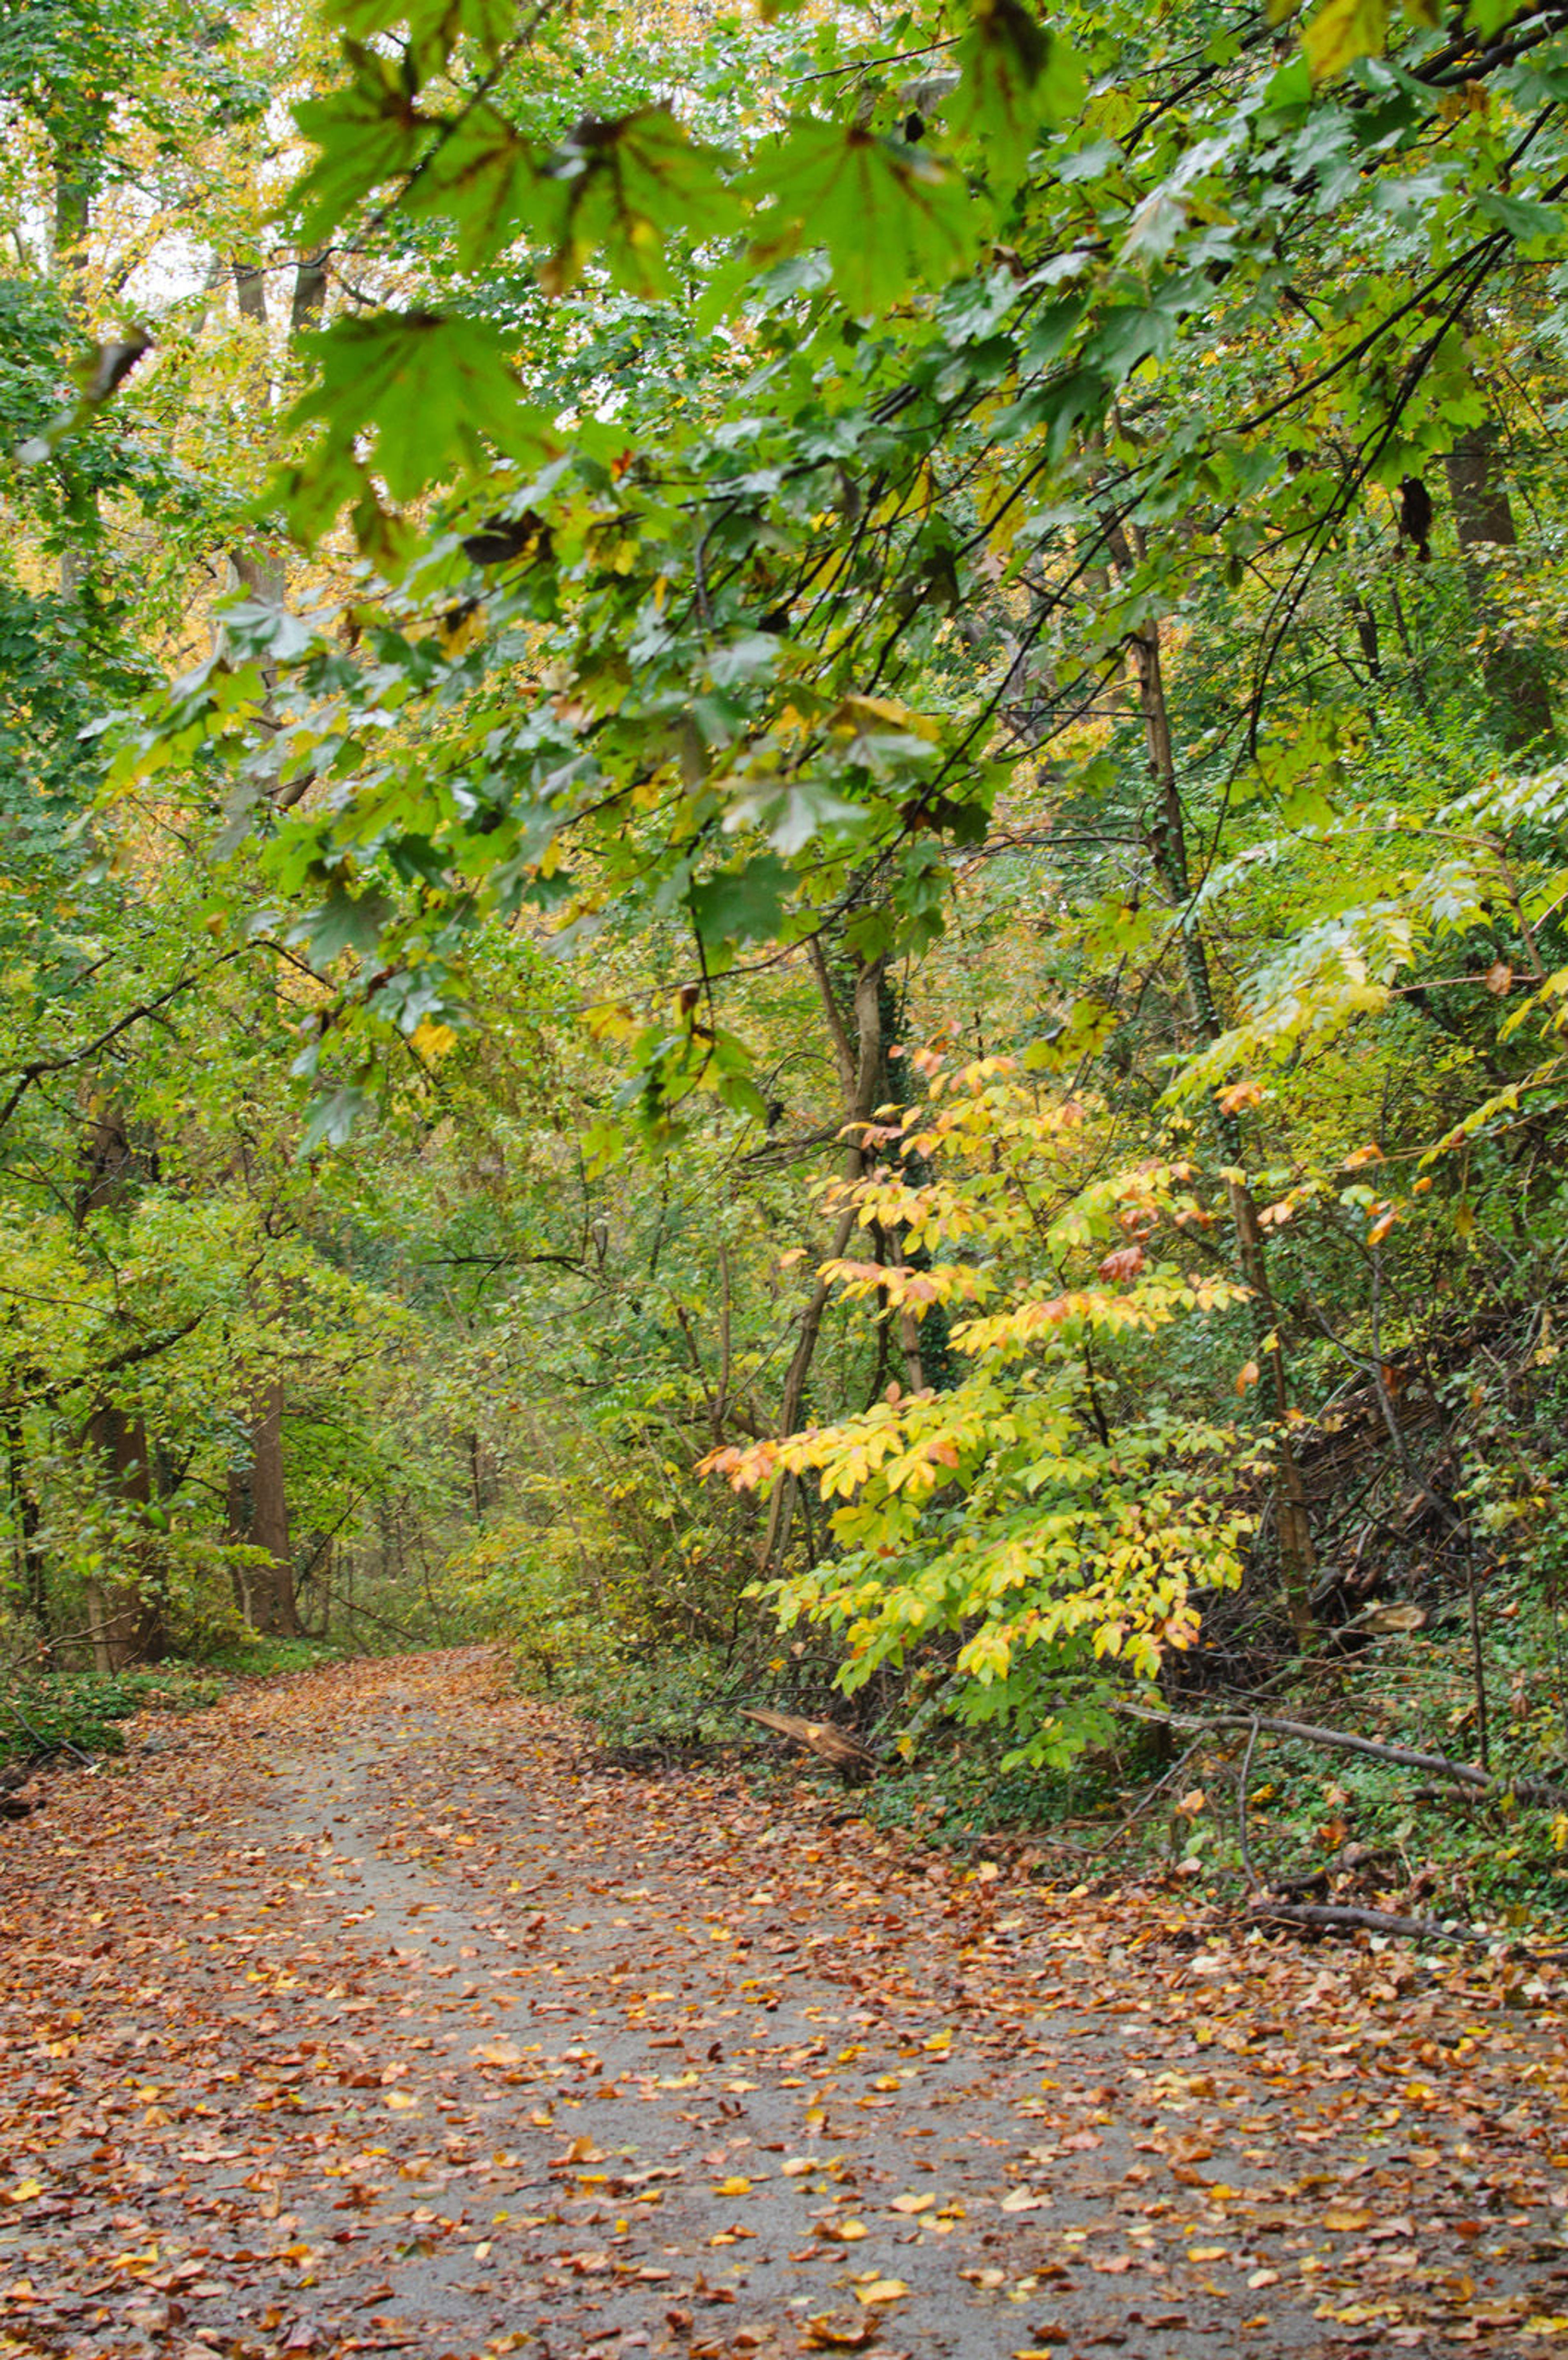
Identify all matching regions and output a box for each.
[0,1649,1564,2360]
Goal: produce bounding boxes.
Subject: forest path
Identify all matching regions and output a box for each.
[0,1649,1564,2360]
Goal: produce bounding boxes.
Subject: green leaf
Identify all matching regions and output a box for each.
[302,886,396,967]
[335,0,517,71]
[541,109,738,299]
[292,50,435,244]
[287,313,553,510]
[403,105,554,269]
[299,1086,374,1157]
[1476,189,1566,249]
[1301,0,1390,80]
[688,855,789,949]
[947,1,1085,191]
[750,123,978,314]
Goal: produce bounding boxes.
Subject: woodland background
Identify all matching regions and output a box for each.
[4,0,1568,1921]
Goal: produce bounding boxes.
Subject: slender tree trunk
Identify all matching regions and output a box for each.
[762,949,886,1568]
[3,1408,47,1630]
[1127,615,1317,1648]
[51,129,101,601]
[77,1111,165,1667]
[225,254,290,617]
[1443,425,1556,755]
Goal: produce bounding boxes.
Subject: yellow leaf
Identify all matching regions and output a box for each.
[855,2279,910,2306]
[410,1018,457,1061]
[1303,0,1389,80]
[471,2040,524,2067]
[801,2317,876,2351]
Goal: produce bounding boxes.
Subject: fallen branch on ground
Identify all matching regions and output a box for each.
[741,1707,875,1778]
[1246,1896,1568,1961]
[1119,1704,1566,1809]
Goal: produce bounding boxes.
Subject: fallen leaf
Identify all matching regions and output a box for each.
[800,2318,875,2351]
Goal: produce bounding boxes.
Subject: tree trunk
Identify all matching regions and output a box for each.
[3,1408,47,1631]
[77,1111,165,1666]
[291,250,329,334]
[232,258,268,327]
[83,1403,163,1670]
[227,256,290,619]
[1443,426,1556,755]
[228,1380,299,1636]
[761,948,886,1568]
[51,129,100,601]
[1127,611,1317,1648]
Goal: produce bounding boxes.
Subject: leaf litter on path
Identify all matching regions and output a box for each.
[0,1648,1563,2360]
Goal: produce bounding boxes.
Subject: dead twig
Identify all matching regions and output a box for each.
[1095,1735,1207,1857]
[1236,1717,1263,1894]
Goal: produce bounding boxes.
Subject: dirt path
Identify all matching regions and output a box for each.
[0,1650,1564,2360]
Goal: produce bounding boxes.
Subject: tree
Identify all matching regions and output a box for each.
[5,0,1559,1792]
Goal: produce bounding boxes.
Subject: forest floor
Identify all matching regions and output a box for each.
[0,1649,1565,2360]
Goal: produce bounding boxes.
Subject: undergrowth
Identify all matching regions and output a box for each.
[498,1561,1568,1934]
[0,1636,353,1768]
[0,1663,227,1767]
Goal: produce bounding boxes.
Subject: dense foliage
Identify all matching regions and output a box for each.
[3,0,1568,1895]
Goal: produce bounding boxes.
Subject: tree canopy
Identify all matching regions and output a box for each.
[2,0,1567,1895]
